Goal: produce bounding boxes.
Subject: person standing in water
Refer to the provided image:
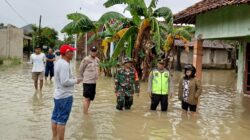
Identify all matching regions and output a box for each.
[178,64,202,115]
[45,48,55,81]
[148,59,172,111]
[115,57,140,110]
[79,46,100,115]
[30,46,46,91]
[51,44,82,140]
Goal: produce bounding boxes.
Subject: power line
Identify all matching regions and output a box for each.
[4,0,28,24]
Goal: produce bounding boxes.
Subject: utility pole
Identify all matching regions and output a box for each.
[74,34,77,59]
[38,15,42,48]
[85,34,88,57]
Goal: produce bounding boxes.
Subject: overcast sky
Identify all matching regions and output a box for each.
[0,0,200,39]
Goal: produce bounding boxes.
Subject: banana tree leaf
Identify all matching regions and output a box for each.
[153,7,173,23]
[111,26,138,59]
[98,12,125,25]
[151,18,161,54]
[103,0,128,8]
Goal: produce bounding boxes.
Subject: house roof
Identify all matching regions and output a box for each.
[174,0,250,24]
[174,39,233,49]
[21,24,34,35]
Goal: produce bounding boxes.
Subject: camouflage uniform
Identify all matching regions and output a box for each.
[115,67,140,110]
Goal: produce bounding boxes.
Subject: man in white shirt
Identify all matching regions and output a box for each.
[30,46,46,90]
[51,44,82,140]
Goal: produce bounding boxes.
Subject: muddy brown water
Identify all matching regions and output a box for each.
[0,63,250,140]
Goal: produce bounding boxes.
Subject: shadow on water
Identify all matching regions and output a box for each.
[0,64,250,140]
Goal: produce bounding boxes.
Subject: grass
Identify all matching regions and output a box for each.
[0,57,22,71]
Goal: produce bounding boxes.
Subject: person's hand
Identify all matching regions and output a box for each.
[76,78,83,84]
[115,92,119,96]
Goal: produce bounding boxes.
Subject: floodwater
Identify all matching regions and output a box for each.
[0,62,250,140]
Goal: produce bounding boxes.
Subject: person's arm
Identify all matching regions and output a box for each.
[178,79,183,101]
[79,59,88,79]
[60,64,77,87]
[168,72,174,97]
[195,79,202,98]
[30,54,33,64]
[46,55,56,62]
[114,70,120,95]
[134,69,140,94]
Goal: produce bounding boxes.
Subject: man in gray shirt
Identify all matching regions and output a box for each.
[51,45,82,140]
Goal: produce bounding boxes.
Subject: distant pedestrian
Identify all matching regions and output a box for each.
[45,48,55,81]
[178,64,202,116]
[148,59,172,111]
[51,44,82,140]
[79,46,100,115]
[115,57,140,110]
[30,46,46,91]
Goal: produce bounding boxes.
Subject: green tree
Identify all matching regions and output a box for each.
[104,0,174,80]
[32,25,58,48]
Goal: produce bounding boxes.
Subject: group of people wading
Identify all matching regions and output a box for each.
[29,44,202,140]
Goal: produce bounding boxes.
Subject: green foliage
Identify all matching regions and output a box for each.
[32,25,58,48]
[99,59,118,69]
[111,26,138,59]
[0,59,3,65]
[61,13,96,35]
[151,18,161,54]
[98,12,125,25]
[153,7,173,23]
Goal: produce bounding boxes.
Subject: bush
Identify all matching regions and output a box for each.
[0,59,3,65]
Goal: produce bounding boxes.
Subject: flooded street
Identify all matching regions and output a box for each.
[0,63,250,140]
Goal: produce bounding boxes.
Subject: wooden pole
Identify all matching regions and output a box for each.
[193,39,203,79]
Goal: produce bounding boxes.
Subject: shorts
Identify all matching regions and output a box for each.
[182,101,197,112]
[51,96,73,125]
[45,65,54,77]
[32,72,44,81]
[83,83,96,101]
[150,94,168,111]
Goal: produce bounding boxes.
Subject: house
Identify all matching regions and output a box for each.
[0,24,24,59]
[174,0,250,94]
[174,39,235,69]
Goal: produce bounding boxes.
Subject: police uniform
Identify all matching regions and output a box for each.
[148,60,171,111]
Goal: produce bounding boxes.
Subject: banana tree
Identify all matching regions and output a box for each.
[104,0,174,80]
[61,11,125,60]
[163,26,194,71]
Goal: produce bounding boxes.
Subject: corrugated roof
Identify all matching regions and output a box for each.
[174,0,250,24]
[174,39,233,49]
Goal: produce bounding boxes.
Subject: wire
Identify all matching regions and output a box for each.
[4,0,28,24]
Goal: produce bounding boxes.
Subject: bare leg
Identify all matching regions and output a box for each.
[51,123,57,140]
[190,111,197,117]
[34,80,38,90]
[57,124,66,140]
[182,110,188,116]
[40,80,43,90]
[83,98,90,114]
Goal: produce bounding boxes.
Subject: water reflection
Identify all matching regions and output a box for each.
[0,65,250,140]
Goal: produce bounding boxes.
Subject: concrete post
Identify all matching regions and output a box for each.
[193,39,203,79]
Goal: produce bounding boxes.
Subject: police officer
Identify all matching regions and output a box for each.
[115,57,140,110]
[148,59,172,111]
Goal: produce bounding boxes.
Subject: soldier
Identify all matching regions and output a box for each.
[115,57,140,110]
